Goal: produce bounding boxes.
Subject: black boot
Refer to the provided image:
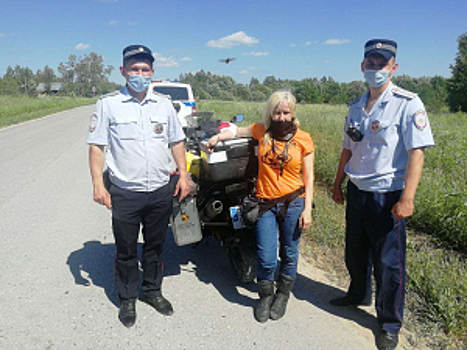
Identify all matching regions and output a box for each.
[142,290,174,316]
[254,280,274,323]
[270,274,296,320]
[377,330,399,350]
[118,299,136,328]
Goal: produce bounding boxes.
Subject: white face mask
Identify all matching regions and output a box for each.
[364,68,391,88]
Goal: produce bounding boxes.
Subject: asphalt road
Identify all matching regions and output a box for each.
[0,106,381,349]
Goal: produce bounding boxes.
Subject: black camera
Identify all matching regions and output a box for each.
[346,127,363,142]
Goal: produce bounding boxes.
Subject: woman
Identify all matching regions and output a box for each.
[205,90,314,323]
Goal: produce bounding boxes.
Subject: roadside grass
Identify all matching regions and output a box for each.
[198,99,467,349]
[406,236,467,348]
[302,187,467,349]
[412,112,467,252]
[0,95,96,128]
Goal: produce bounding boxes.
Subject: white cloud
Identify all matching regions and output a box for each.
[0,33,6,38]
[243,51,270,57]
[180,57,193,62]
[153,53,179,67]
[304,41,312,46]
[75,43,91,51]
[127,21,138,26]
[290,43,296,48]
[207,31,259,49]
[239,67,259,75]
[324,39,350,45]
[108,20,117,26]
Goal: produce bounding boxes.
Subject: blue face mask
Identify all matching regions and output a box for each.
[127,74,152,92]
[364,69,391,88]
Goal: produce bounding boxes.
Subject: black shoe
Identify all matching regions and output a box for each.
[377,330,399,350]
[329,295,371,307]
[142,292,174,316]
[118,299,136,328]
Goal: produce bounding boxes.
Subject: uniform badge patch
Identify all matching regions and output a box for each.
[89,114,98,132]
[154,123,164,134]
[370,120,382,133]
[414,110,427,130]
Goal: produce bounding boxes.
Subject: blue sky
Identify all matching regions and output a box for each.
[1,0,465,85]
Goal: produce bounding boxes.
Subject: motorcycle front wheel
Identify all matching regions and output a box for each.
[228,236,257,283]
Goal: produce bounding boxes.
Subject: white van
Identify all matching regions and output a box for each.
[151,81,196,128]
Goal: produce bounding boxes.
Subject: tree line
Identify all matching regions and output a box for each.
[0,52,121,98]
[0,33,466,112]
[179,71,451,112]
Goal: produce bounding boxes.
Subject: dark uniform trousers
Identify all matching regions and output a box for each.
[346,180,406,334]
[110,182,173,301]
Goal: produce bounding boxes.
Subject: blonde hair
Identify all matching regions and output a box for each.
[262,90,299,145]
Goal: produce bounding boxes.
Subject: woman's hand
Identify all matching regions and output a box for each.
[204,126,252,153]
[299,210,312,230]
[204,135,219,153]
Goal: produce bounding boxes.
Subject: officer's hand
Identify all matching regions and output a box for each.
[93,184,112,210]
[332,185,344,205]
[391,199,414,219]
[299,210,313,230]
[174,174,191,201]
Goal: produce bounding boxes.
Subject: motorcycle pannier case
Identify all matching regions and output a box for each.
[171,196,203,246]
[200,137,257,181]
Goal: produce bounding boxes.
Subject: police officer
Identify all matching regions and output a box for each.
[87,45,190,328]
[331,39,434,350]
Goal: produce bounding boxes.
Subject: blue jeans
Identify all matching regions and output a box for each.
[255,196,305,282]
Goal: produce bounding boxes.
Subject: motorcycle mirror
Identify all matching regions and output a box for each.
[230,114,244,123]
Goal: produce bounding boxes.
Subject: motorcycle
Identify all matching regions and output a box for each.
[171,112,258,283]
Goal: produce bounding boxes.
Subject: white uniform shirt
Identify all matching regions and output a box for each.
[343,82,435,192]
[87,86,185,192]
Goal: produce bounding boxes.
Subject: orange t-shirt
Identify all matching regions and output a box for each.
[251,123,314,200]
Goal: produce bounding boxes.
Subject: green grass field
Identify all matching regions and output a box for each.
[198,100,467,348]
[0,95,96,128]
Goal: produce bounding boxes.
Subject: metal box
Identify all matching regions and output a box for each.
[200,137,257,181]
[171,196,203,246]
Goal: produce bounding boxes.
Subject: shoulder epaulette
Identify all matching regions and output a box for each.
[99,90,119,100]
[391,86,417,100]
[347,96,362,107]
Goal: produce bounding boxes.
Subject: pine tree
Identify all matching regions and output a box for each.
[447,33,467,112]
